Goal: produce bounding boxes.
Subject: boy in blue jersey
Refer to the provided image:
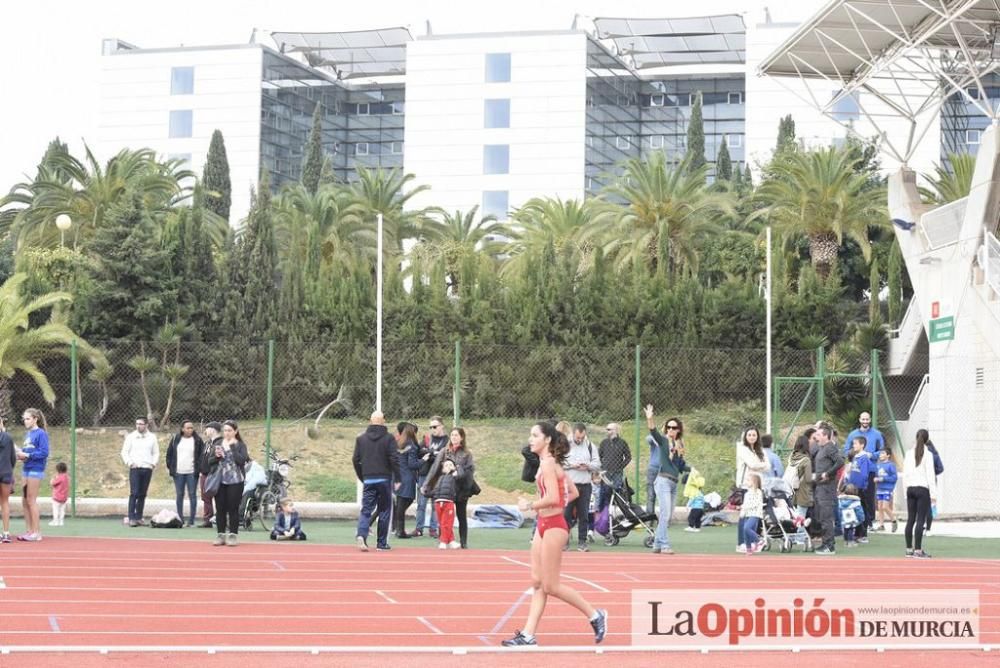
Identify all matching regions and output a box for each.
[843,437,871,543]
[874,449,898,532]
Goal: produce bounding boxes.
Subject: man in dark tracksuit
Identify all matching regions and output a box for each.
[353,411,400,552]
[812,426,844,555]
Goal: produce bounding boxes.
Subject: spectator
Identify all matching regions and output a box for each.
[843,437,871,543]
[838,483,864,547]
[16,408,49,542]
[874,449,898,532]
[812,425,844,555]
[271,498,307,540]
[903,429,937,559]
[735,426,769,553]
[844,412,883,536]
[740,473,765,554]
[429,459,460,549]
[203,420,249,546]
[761,433,783,479]
[166,420,205,527]
[353,411,400,552]
[644,406,689,555]
[425,427,476,549]
[923,436,944,534]
[199,422,223,528]
[394,422,422,539]
[787,435,814,526]
[563,424,601,552]
[414,416,449,538]
[0,416,16,543]
[49,462,69,527]
[120,417,159,527]
[683,469,706,532]
[597,423,631,510]
[645,433,660,516]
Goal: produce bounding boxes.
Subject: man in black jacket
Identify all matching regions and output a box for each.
[353,411,400,551]
[414,416,449,538]
[597,423,632,510]
[812,425,844,555]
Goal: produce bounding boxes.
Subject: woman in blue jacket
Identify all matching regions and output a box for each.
[394,422,423,539]
[16,408,49,542]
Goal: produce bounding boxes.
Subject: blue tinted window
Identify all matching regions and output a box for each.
[168,110,193,138]
[170,67,194,95]
[483,145,510,174]
[482,190,509,219]
[485,53,511,82]
[484,99,510,128]
[831,91,860,122]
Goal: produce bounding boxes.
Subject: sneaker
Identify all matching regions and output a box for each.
[448,541,461,550]
[413,529,424,537]
[438,542,448,549]
[226,533,238,547]
[376,544,391,551]
[684,527,697,532]
[21,533,42,542]
[905,548,914,558]
[577,541,589,552]
[356,536,369,552]
[891,520,898,533]
[736,544,747,553]
[501,630,537,647]
[0,533,10,543]
[814,547,835,555]
[651,547,662,554]
[129,521,139,528]
[923,528,931,535]
[846,541,858,548]
[913,550,932,559]
[48,521,59,527]
[213,534,225,546]
[660,547,675,555]
[429,529,439,539]
[857,537,869,544]
[590,609,609,644]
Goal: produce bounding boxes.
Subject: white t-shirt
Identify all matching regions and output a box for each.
[176,436,196,475]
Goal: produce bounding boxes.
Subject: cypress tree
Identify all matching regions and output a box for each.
[301,105,324,195]
[242,171,280,337]
[887,239,903,326]
[716,136,732,181]
[686,92,706,173]
[776,114,796,153]
[202,129,232,222]
[743,163,753,189]
[319,154,337,186]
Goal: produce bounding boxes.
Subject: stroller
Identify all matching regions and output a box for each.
[761,477,812,553]
[595,473,657,548]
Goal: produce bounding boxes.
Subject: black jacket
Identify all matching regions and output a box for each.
[352,424,400,482]
[599,436,632,476]
[0,432,15,480]
[166,432,206,477]
[813,441,844,486]
[418,434,449,477]
[396,440,423,499]
[201,439,249,476]
[424,446,475,500]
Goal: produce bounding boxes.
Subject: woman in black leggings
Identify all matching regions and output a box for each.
[902,429,937,559]
[203,420,249,547]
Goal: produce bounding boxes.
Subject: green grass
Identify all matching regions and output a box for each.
[32,518,1000,559]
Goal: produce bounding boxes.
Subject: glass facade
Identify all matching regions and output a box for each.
[940,75,999,164]
[259,50,404,188]
[585,38,643,194]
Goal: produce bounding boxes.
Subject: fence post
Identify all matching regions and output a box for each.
[634,344,641,504]
[265,339,274,463]
[816,346,826,420]
[453,340,461,427]
[70,339,77,518]
[870,348,879,427]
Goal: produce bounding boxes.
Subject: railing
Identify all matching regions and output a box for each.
[985,230,1000,297]
[907,373,930,420]
[919,197,967,250]
[888,299,923,375]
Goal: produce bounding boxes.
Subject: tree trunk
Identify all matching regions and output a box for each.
[91,381,109,427]
[138,342,157,431]
[808,232,840,280]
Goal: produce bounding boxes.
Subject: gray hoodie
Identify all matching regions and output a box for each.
[563,437,601,485]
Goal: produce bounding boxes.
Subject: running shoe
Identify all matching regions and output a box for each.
[21,533,42,542]
[736,544,747,553]
[912,550,932,559]
[438,542,447,549]
[857,537,869,544]
[356,536,369,552]
[376,544,391,551]
[501,630,537,647]
[814,547,835,555]
[0,533,10,543]
[905,549,914,557]
[590,609,609,644]
[577,541,589,552]
[448,541,461,549]
[891,520,898,533]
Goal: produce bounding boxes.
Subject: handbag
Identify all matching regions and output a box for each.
[203,463,223,497]
[468,478,482,497]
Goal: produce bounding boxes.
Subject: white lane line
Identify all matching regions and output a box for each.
[272,562,285,571]
[618,572,640,582]
[0,577,5,588]
[48,616,61,633]
[416,616,444,635]
[489,587,532,635]
[501,556,610,593]
[375,590,398,604]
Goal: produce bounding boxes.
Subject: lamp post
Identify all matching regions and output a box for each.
[55,214,72,247]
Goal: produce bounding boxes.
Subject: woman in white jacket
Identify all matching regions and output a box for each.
[903,429,937,559]
[735,426,769,552]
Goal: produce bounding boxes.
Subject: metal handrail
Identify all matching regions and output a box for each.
[907,373,930,419]
[985,230,1000,297]
[889,299,919,339]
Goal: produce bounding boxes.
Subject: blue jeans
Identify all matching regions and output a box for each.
[173,473,197,525]
[741,517,761,548]
[653,476,677,550]
[414,475,439,532]
[599,472,624,510]
[357,480,393,547]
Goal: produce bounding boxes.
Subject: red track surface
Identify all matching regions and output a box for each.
[1,536,997,666]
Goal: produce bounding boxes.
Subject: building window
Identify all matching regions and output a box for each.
[355,142,369,156]
[484,99,511,128]
[616,136,631,150]
[678,93,692,107]
[727,134,743,148]
[649,135,664,149]
[728,91,743,105]
[831,90,860,122]
[485,53,511,82]
[356,102,370,115]
[967,87,981,100]
[649,94,665,107]
[482,190,509,219]
[168,110,193,138]
[391,101,404,115]
[483,145,510,174]
[170,67,194,95]
[390,141,403,154]
[967,129,982,145]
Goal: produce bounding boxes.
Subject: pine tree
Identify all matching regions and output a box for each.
[242,171,280,337]
[686,92,706,173]
[319,154,337,186]
[776,114,796,153]
[887,239,903,326]
[716,136,732,181]
[202,129,232,222]
[301,106,324,195]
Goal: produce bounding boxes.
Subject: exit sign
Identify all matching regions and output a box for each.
[929,316,955,342]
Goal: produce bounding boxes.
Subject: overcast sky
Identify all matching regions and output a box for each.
[0,0,822,189]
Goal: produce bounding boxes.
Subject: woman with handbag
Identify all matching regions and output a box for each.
[735,426,769,553]
[201,420,249,546]
[165,421,205,527]
[424,427,477,548]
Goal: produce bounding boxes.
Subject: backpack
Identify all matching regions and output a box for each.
[931,449,944,476]
[783,461,801,490]
[521,445,540,482]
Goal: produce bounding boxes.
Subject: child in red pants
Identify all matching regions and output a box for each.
[432,460,460,549]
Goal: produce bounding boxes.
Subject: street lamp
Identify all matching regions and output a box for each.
[55,214,72,247]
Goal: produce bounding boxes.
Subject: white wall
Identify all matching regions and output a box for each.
[404,32,588,217]
[98,45,263,226]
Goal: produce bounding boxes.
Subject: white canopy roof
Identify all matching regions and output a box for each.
[270,28,412,79]
[593,15,746,67]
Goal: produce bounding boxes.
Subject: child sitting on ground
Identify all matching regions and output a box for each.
[49,462,69,527]
[874,449,898,532]
[270,498,307,541]
[683,468,706,532]
[837,483,865,547]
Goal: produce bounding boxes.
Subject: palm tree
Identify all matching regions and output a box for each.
[273,182,370,269]
[0,273,105,417]
[344,167,436,254]
[753,145,886,280]
[603,153,733,276]
[0,144,195,249]
[413,206,508,294]
[922,152,976,204]
[502,197,611,279]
